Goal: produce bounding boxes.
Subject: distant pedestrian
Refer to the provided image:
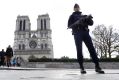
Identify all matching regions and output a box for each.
[16,57,22,67]
[5,45,13,67]
[0,49,5,66]
[12,57,17,67]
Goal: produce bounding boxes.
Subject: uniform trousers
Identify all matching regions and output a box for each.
[74,30,99,69]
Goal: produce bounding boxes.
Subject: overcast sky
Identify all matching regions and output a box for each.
[0,0,119,58]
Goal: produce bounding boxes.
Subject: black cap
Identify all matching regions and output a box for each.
[74,3,79,8]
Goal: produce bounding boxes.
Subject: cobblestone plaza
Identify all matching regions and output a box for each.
[0,67,119,80]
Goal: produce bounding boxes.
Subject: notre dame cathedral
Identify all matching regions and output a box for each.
[13,14,54,60]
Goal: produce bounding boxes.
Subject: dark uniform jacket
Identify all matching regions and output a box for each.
[68,11,93,34]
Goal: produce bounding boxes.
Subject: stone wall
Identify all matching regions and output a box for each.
[22,62,119,69]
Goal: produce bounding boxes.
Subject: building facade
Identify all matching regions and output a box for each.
[13,14,53,60]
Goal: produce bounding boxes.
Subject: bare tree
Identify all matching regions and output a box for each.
[92,24,119,58]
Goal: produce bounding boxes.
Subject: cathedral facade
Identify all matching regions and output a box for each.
[13,14,54,60]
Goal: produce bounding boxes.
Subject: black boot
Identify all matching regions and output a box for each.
[80,68,86,74]
[80,64,86,74]
[95,66,105,74]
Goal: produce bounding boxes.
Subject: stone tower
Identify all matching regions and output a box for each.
[14,14,54,60]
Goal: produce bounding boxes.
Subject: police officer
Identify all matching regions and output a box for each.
[68,3,104,74]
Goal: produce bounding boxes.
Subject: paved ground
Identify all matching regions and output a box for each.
[0,67,119,80]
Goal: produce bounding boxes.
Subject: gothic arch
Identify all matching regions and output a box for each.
[22,44,25,50]
[41,19,43,30]
[19,44,21,50]
[44,19,46,30]
[19,20,22,31]
[23,20,26,31]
